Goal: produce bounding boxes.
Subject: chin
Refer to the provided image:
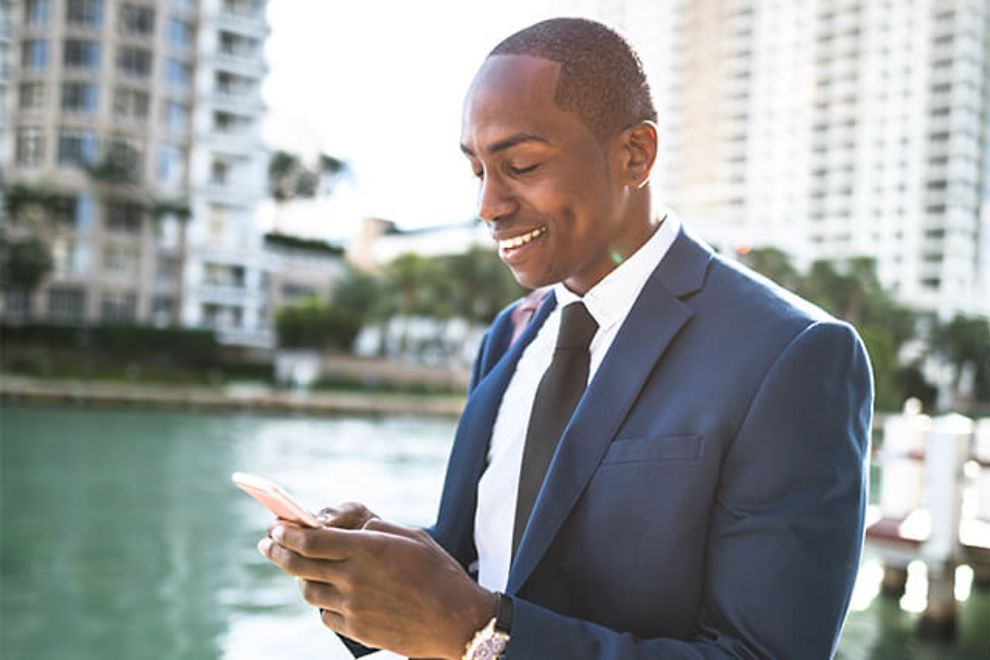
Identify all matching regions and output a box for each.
[510,268,555,290]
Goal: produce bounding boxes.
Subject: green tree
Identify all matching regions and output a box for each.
[275,296,362,351]
[0,235,53,293]
[932,315,990,408]
[439,246,527,323]
[743,251,926,412]
[268,150,349,232]
[742,247,802,291]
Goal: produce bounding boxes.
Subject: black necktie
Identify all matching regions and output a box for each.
[512,301,598,559]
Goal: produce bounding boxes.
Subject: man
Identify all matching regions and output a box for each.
[259,18,873,659]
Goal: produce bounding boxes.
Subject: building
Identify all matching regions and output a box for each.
[346,216,491,271]
[2,0,273,345]
[263,232,346,313]
[550,0,990,319]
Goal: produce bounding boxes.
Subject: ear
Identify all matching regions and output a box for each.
[617,121,658,189]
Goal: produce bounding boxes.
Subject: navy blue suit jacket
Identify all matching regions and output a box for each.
[429,226,873,658]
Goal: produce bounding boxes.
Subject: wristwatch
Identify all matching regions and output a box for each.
[463,592,513,659]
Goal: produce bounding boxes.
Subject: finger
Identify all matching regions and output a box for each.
[267,518,303,537]
[271,523,361,560]
[257,537,348,583]
[319,607,348,634]
[297,578,345,611]
[317,502,378,529]
[361,518,431,543]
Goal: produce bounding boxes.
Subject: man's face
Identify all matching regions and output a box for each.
[460,55,636,294]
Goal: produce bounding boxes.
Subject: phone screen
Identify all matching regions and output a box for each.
[231,472,321,528]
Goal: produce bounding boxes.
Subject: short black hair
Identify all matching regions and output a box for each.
[489,17,657,141]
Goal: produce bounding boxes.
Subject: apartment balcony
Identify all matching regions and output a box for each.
[212,52,268,78]
[211,91,264,115]
[201,129,262,156]
[211,9,269,40]
[196,182,261,207]
[197,283,251,307]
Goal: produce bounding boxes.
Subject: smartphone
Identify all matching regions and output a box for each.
[231,472,321,528]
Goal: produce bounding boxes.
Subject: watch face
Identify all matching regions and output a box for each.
[470,636,508,659]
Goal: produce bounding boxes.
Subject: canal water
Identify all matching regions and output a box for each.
[1,404,987,659]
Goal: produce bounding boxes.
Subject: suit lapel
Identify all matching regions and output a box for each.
[434,294,557,564]
[507,227,712,594]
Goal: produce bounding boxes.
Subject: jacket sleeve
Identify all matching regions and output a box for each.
[504,321,874,659]
[338,318,502,658]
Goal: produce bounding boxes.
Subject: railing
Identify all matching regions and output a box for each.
[866,410,990,638]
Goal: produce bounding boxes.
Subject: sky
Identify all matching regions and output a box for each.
[260,0,565,241]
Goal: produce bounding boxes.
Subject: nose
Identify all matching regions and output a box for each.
[476,172,516,222]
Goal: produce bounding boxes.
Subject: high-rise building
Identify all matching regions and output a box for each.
[550,0,989,319]
[2,0,272,345]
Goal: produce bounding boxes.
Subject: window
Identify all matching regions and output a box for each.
[163,101,188,131]
[214,111,242,133]
[157,144,186,186]
[58,129,99,166]
[102,247,139,275]
[63,39,101,69]
[22,40,49,70]
[105,201,143,234]
[219,31,257,57]
[165,59,190,88]
[151,296,177,326]
[204,263,245,288]
[67,0,103,26]
[117,47,152,77]
[168,18,193,48]
[210,159,230,185]
[155,215,181,248]
[156,257,180,282]
[15,128,45,166]
[48,288,87,322]
[100,292,137,323]
[208,205,229,239]
[113,87,149,120]
[61,82,98,113]
[25,0,51,25]
[76,193,95,232]
[48,196,78,227]
[118,4,155,34]
[52,237,90,276]
[107,138,144,180]
[18,82,45,110]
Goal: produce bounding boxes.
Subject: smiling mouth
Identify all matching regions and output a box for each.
[496,226,546,251]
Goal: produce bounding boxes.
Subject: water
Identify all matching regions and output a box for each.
[1,404,988,659]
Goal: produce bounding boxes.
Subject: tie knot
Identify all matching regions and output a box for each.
[556,302,598,350]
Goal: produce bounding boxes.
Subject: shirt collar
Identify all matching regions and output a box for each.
[553,210,681,332]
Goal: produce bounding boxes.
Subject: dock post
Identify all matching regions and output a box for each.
[973,418,990,590]
[874,405,928,597]
[918,413,972,639]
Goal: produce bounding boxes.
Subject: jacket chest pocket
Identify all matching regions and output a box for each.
[600,434,702,465]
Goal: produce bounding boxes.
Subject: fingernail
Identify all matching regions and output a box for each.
[272,525,285,542]
[257,538,270,556]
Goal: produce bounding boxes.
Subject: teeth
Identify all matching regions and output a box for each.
[498,226,545,250]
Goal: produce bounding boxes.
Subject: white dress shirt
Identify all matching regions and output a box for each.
[474,212,682,592]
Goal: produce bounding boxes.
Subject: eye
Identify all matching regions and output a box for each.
[508,163,539,176]
[472,167,484,180]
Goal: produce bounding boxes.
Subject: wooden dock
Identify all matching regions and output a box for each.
[0,377,467,418]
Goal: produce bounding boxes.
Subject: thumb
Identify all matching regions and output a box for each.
[362,518,433,544]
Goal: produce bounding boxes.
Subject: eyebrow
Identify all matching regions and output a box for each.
[460,133,550,157]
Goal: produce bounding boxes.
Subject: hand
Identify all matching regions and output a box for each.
[266,501,378,540]
[258,519,496,660]
[317,502,379,530]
